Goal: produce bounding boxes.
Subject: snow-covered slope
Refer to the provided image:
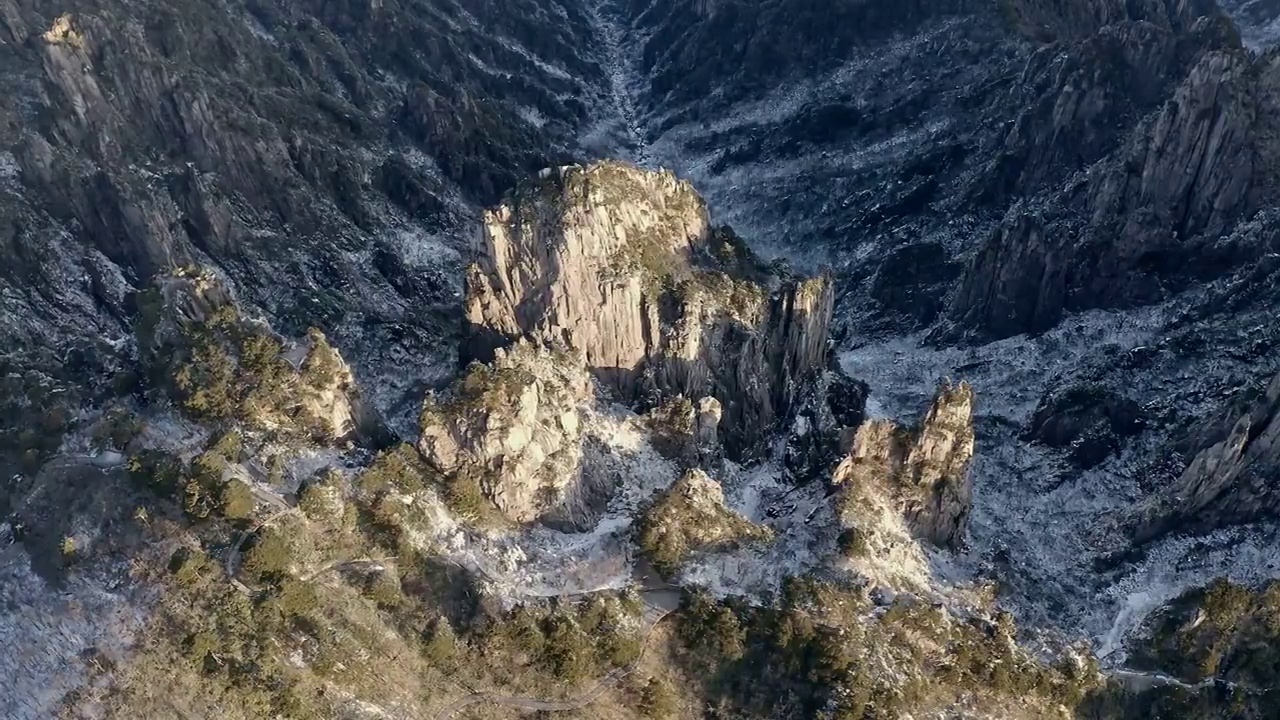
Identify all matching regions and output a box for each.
[8,0,1280,716]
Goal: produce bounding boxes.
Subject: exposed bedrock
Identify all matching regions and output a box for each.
[944,9,1280,341]
[832,382,976,550]
[462,161,839,459]
[417,340,606,528]
[1134,371,1280,543]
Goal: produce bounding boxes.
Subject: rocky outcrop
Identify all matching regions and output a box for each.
[294,329,390,445]
[831,382,975,549]
[948,33,1272,340]
[646,394,723,468]
[901,383,977,547]
[463,161,835,458]
[1134,371,1280,543]
[636,468,772,576]
[1026,383,1143,468]
[1083,50,1256,275]
[418,341,604,527]
[947,210,1068,339]
[142,268,389,445]
[1002,0,1219,41]
[783,367,869,483]
[978,15,1234,205]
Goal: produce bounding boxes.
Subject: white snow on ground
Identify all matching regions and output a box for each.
[493,36,576,83]
[134,411,212,462]
[640,18,965,255]
[1241,16,1280,47]
[464,51,505,78]
[383,402,846,603]
[841,305,1172,424]
[449,2,577,83]
[384,225,461,269]
[840,303,1280,663]
[515,106,549,129]
[1097,525,1280,663]
[0,151,18,181]
[399,404,681,599]
[1219,0,1280,49]
[0,548,146,720]
[579,0,652,164]
[242,13,277,45]
[682,461,838,598]
[654,19,963,137]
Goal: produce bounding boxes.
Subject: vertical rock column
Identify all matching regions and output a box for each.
[462,161,836,458]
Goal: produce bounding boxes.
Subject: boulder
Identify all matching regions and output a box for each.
[1026,383,1144,468]
[645,394,723,469]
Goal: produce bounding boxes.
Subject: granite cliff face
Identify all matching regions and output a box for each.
[1134,371,1280,542]
[945,11,1256,340]
[418,340,599,527]
[463,161,836,458]
[833,382,976,550]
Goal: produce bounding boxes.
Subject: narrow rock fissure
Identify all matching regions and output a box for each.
[584,0,650,166]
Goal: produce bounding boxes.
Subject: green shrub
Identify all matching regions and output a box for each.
[300,328,344,388]
[219,479,256,521]
[95,408,142,450]
[1134,578,1280,690]
[170,547,213,588]
[364,571,405,609]
[602,631,643,668]
[680,591,745,663]
[422,617,458,667]
[127,450,186,498]
[541,615,593,683]
[183,479,215,519]
[299,472,346,524]
[639,676,678,719]
[837,527,870,558]
[208,430,243,462]
[445,468,499,524]
[243,530,296,581]
[174,334,239,420]
[637,507,688,578]
[357,444,435,495]
[272,579,322,620]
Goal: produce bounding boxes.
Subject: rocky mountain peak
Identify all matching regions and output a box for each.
[833,381,976,550]
[464,160,836,458]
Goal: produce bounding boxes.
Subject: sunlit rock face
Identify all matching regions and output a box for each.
[418,340,601,527]
[464,161,835,458]
[833,381,975,550]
